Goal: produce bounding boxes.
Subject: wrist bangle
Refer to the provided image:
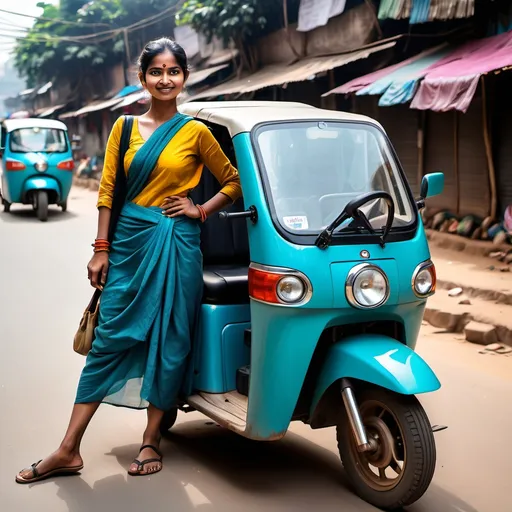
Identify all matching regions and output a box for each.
[197,204,207,223]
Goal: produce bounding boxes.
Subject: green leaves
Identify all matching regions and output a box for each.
[176,0,277,45]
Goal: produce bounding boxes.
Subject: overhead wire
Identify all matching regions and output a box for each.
[0,8,112,27]
[0,3,182,46]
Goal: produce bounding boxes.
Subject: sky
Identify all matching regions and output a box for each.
[0,0,49,66]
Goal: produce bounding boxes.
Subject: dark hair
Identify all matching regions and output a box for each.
[138,37,188,77]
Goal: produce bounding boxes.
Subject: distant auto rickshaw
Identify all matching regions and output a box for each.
[156,101,445,510]
[0,118,74,221]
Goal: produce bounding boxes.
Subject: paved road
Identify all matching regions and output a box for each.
[1,188,511,512]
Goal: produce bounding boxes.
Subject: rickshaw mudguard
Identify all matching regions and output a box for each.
[310,334,440,416]
[22,176,61,201]
[244,303,334,440]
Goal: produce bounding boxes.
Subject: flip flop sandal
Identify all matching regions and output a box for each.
[128,444,163,476]
[15,460,84,484]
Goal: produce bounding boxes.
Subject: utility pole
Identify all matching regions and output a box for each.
[123,28,131,86]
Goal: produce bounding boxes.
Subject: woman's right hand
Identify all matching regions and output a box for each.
[87,251,110,289]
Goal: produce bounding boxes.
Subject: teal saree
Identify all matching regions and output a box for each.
[76,113,203,411]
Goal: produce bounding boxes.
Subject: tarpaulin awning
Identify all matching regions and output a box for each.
[323,47,437,96]
[379,0,474,22]
[411,30,512,112]
[187,63,230,88]
[114,85,142,98]
[354,44,450,106]
[188,41,396,101]
[74,97,124,116]
[111,90,148,110]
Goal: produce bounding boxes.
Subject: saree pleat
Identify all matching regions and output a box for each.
[76,203,203,410]
[75,113,203,411]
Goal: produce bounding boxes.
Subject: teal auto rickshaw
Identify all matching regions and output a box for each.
[161,101,444,510]
[0,118,74,221]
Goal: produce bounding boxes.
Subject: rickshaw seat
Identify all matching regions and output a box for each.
[203,265,249,305]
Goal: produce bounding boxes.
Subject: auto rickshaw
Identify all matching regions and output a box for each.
[0,118,74,221]
[160,101,444,510]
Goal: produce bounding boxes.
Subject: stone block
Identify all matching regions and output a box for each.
[464,321,498,345]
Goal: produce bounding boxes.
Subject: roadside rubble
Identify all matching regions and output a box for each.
[425,237,512,354]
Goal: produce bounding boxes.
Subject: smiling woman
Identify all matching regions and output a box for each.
[16,37,242,485]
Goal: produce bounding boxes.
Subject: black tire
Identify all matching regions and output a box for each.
[337,388,436,510]
[159,408,178,435]
[61,201,68,212]
[3,201,10,213]
[36,190,48,222]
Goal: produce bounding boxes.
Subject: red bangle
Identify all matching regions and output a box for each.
[197,204,207,223]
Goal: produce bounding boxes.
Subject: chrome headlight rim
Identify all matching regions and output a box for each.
[345,263,390,309]
[412,259,436,298]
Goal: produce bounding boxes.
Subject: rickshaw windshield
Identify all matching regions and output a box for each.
[9,127,68,154]
[254,121,415,236]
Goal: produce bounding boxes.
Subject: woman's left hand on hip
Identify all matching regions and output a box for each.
[161,196,201,219]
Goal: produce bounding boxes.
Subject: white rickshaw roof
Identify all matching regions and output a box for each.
[179,101,381,136]
[3,118,68,133]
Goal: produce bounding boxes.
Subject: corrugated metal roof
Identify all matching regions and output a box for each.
[36,82,53,95]
[204,48,238,66]
[188,42,396,101]
[111,90,148,110]
[38,104,66,118]
[187,63,230,87]
[74,97,124,116]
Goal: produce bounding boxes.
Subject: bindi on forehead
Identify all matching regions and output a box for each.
[163,64,166,68]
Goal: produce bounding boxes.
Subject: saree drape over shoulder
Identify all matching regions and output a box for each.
[76,113,210,411]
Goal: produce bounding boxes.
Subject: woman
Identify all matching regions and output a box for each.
[16,37,241,483]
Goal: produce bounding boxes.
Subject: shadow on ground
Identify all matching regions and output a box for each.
[0,207,77,224]
[37,420,479,512]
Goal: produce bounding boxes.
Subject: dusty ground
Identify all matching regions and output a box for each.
[1,188,511,512]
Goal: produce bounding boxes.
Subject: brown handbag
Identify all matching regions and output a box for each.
[73,289,101,356]
[73,116,133,356]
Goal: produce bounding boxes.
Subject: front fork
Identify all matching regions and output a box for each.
[340,378,378,453]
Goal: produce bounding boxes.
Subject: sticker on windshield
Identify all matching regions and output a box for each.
[283,215,309,230]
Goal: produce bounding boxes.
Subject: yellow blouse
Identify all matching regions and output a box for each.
[97,116,242,209]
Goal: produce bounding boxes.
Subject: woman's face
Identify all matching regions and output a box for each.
[141,49,187,102]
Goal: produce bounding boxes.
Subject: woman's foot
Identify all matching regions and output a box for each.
[128,442,163,476]
[16,449,84,484]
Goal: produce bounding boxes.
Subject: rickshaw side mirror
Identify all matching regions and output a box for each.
[420,173,444,199]
[417,173,444,209]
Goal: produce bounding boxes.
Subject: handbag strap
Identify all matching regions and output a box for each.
[108,115,134,242]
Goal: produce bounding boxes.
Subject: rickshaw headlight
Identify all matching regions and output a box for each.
[412,260,436,298]
[346,264,389,309]
[276,276,305,303]
[35,161,48,172]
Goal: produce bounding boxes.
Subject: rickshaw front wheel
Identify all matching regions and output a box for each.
[2,201,10,213]
[336,388,436,510]
[36,190,49,222]
[159,407,178,435]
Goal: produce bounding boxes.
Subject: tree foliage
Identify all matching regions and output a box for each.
[13,0,178,91]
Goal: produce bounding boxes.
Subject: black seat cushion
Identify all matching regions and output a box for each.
[203,265,249,305]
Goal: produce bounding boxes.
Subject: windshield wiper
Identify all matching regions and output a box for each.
[315,191,395,250]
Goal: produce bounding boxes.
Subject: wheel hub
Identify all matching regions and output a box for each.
[363,416,395,468]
